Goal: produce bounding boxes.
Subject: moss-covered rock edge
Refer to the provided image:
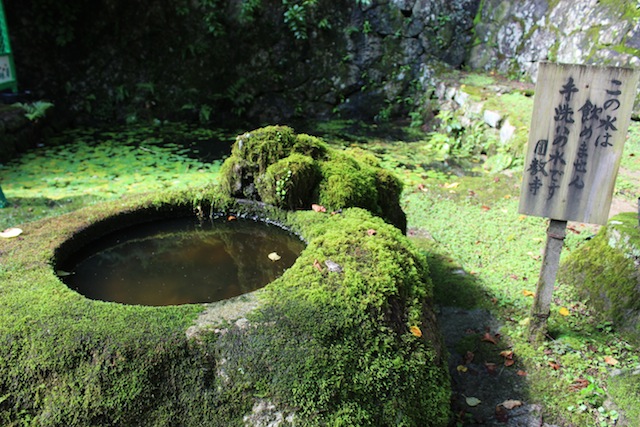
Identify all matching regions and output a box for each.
[0,189,450,426]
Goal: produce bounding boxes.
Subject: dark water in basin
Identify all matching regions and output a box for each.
[61,217,305,306]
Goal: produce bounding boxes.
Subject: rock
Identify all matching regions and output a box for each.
[500,119,517,144]
[483,109,503,128]
[324,259,343,273]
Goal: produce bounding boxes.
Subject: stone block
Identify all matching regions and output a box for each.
[483,109,502,128]
[499,119,516,143]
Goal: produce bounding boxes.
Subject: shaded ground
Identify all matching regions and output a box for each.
[437,306,554,427]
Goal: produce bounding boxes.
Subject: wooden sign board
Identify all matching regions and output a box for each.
[0,54,14,85]
[0,0,17,92]
[519,62,640,225]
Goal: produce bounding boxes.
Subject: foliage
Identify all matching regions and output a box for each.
[14,101,54,121]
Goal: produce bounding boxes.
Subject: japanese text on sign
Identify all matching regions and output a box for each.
[519,63,639,224]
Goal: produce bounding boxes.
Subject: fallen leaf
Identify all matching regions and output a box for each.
[499,400,523,410]
[367,229,377,236]
[504,359,515,367]
[516,370,527,376]
[481,332,498,345]
[522,289,535,297]
[409,325,422,337]
[311,204,326,213]
[500,350,514,359]
[267,252,281,261]
[604,356,619,366]
[444,182,459,189]
[227,215,237,221]
[481,205,491,211]
[569,378,589,391]
[528,251,541,261]
[456,365,468,373]
[417,183,426,191]
[559,307,570,316]
[313,259,323,272]
[485,362,497,374]
[0,227,23,238]
[56,270,74,277]
[567,225,581,234]
[548,361,560,370]
[465,396,482,407]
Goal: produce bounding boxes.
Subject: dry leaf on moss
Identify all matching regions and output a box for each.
[498,400,523,410]
[0,227,23,238]
[409,326,422,337]
[465,396,481,407]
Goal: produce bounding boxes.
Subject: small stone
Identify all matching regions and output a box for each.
[499,120,516,143]
[483,110,502,128]
[324,259,343,273]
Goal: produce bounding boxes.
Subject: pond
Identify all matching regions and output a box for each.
[58,217,305,306]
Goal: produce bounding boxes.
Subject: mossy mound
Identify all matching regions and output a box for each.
[0,190,450,426]
[219,125,407,232]
[559,212,640,343]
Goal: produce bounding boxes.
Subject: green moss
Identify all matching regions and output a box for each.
[318,150,378,211]
[559,213,640,343]
[460,73,496,97]
[256,153,321,208]
[219,126,407,232]
[232,125,299,173]
[0,191,450,426]
[235,208,450,425]
[609,370,640,425]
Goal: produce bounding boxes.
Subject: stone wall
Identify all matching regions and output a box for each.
[468,0,640,82]
[3,0,639,125]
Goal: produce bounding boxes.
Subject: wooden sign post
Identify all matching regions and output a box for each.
[0,0,17,92]
[519,62,640,343]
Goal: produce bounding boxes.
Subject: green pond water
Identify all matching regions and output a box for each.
[60,217,305,306]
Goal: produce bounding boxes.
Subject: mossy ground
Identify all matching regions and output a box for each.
[2,79,640,425]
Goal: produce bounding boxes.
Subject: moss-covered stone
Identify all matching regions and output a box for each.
[256,153,322,208]
[558,212,640,343]
[0,189,450,426]
[219,125,407,232]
